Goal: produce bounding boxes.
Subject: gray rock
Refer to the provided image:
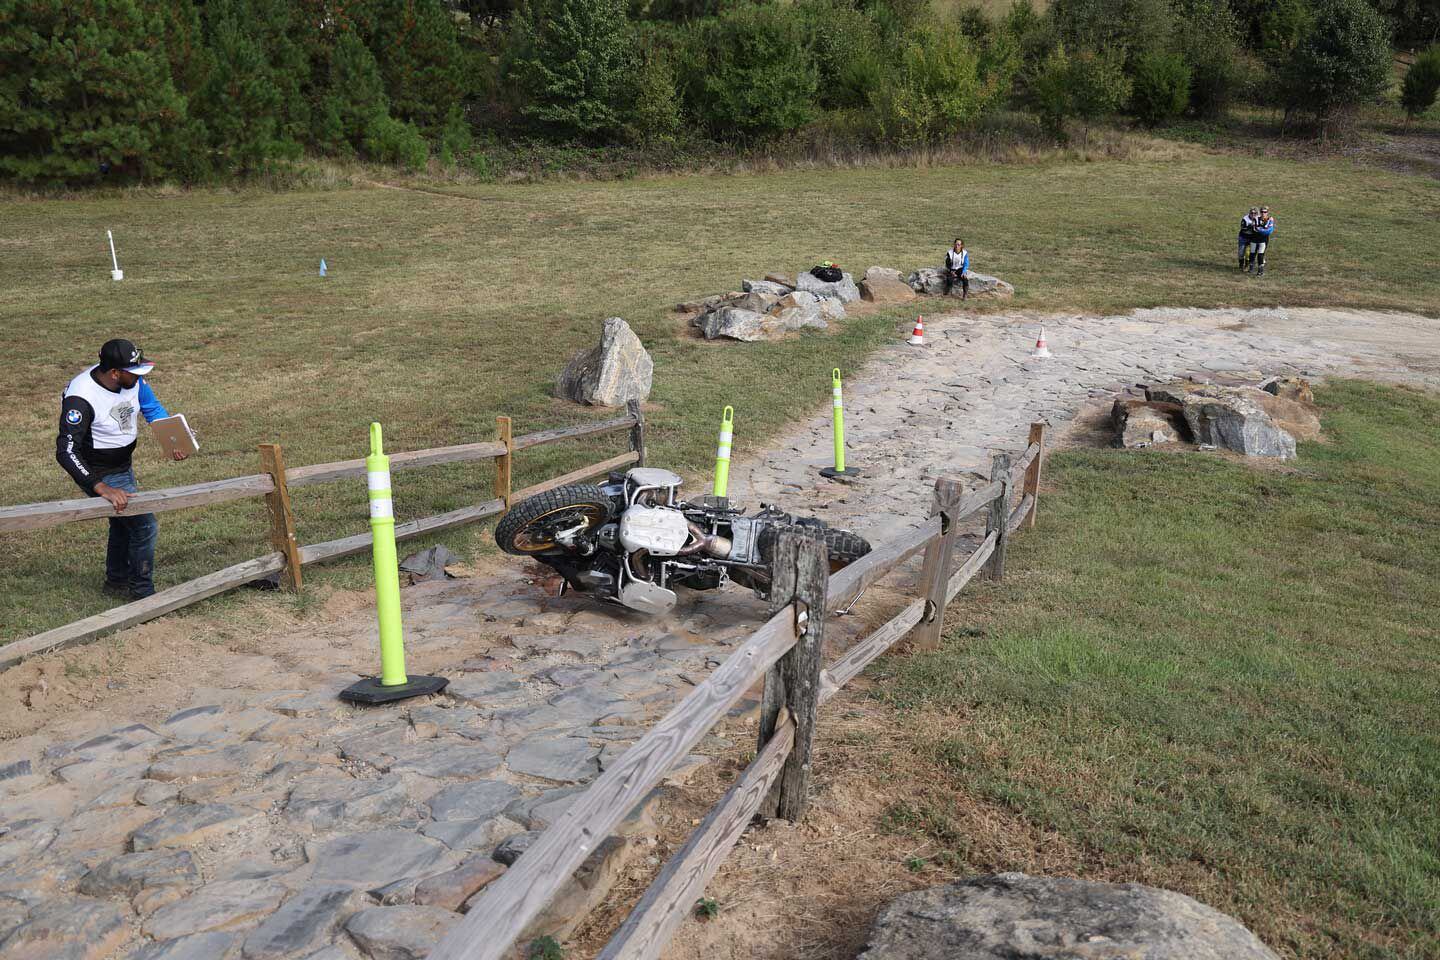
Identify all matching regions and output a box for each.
[146,743,278,783]
[1262,376,1314,404]
[556,317,653,407]
[506,738,600,783]
[307,831,450,889]
[78,849,197,897]
[860,275,918,304]
[419,818,508,851]
[344,905,459,960]
[284,775,410,832]
[492,831,540,866]
[412,854,507,912]
[794,269,861,303]
[0,819,58,869]
[136,781,181,806]
[733,290,781,314]
[1111,400,1185,448]
[506,787,584,830]
[856,874,1280,960]
[132,803,260,851]
[0,760,32,780]
[741,279,791,296]
[863,265,903,283]
[241,884,366,959]
[426,780,521,822]
[383,742,502,779]
[907,268,1015,299]
[143,879,289,940]
[131,932,241,960]
[443,673,527,709]
[1182,388,1296,459]
[694,306,773,342]
[0,897,129,960]
[0,896,27,941]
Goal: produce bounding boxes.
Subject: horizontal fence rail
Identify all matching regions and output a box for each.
[430,421,1048,960]
[1,404,646,670]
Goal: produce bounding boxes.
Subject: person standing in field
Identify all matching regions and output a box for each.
[55,339,189,601]
[944,238,970,299]
[1248,206,1275,276]
[1237,206,1258,270]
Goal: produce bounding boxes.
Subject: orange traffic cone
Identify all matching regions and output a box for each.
[907,315,925,346]
[1030,327,1052,359]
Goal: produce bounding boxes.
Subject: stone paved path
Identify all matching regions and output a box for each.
[1,304,1435,960]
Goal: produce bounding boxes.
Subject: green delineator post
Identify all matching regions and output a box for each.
[713,405,734,498]
[820,368,861,480]
[340,422,447,705]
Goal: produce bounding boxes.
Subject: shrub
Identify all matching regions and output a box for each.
[1279,0,1391,132]
[1401,45,1440,120]
[1046,0,1174,68]
[870,29,1010,146]
[1068,46,1131,141]
[1130,51,1191,125]
[503,0,636,140]
[365,115,430,169]
[1172,0,1241,118]
[677,4,818,140]
[799,0,886,110]
[623,45,684,146]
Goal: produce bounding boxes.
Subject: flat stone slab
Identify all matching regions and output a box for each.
[0,897,129,960]
[240,883,366,959]
[426,780,521,822]
[284,775,410,831]
[131,932,241,960]
[307,831,451,890]
[413,854,507,912]
[345,905,459,960]
[142,879,289,940]
[382,742,501,779]
[132,803,261,851]
[507,738,599,783]
[78,849,197,897]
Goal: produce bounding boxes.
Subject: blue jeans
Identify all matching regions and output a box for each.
[101,469,157,598]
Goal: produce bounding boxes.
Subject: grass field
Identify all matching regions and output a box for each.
[876,381,1440,959]
[2,151,1439,641]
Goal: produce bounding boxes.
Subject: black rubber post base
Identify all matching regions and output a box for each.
[339,674,449,705]
[820,466,863,481]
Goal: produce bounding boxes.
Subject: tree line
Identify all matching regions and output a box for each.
[2,0,1438,185]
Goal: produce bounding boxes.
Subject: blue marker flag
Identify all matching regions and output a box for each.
[319,258,328,277]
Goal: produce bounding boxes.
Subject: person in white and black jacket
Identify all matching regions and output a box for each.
[56,339,189,600]
[944,239,970,299]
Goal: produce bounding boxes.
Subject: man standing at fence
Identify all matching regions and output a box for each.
[55,339,189,601]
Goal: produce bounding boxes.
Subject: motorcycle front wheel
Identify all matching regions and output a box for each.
[494,484,613,555]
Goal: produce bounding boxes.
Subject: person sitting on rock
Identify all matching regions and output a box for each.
[1237,207,1258,270]
[944,239,970,299]
[1247,207,1275,276]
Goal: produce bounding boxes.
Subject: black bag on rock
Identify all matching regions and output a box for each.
[810,265,843,282]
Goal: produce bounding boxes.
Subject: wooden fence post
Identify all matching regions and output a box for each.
[1023,422,1045,529]
[627,400,647,467]
[986,453,1012,581]
[258,444,302,592]
[757,527,828,822]
[495,416,513,511]
[912,477,964,652]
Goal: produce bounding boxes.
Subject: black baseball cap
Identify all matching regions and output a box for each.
[98,338,154,375]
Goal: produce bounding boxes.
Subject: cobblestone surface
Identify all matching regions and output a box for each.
[1,305,1435,959]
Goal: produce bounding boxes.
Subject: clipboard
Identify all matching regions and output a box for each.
[152,414,199,458]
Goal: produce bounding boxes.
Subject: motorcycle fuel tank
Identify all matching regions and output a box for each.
[619,505,692,556]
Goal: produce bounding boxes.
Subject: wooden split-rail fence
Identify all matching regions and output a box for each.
[0,402,648,670]
[428,421,1048,960]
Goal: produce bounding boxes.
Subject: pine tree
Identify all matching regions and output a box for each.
[370,0,469,134]
[0,0,188,182]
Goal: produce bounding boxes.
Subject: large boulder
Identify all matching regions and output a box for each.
[1182,387,1297,459]
[858,874,1280,960]
[694,307,780,342]
[1112,400,1186,448]
[907,268,1014,300]
[556,318,652,407]
[861,266,917,304]
[795,269,861,303]
[732,290,781,314]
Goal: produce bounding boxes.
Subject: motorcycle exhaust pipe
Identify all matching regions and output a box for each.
[680,522,733,559]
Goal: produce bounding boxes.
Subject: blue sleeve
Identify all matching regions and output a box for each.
[138,379,169,422]
[963,252,970,272]
[1257,220,1274,237]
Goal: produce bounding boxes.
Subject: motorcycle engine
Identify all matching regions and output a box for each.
[618,506,692,556]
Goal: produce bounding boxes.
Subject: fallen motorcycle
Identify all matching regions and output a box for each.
[494,467,871,615]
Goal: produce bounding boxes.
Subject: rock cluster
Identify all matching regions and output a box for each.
[556,317,652,407]
[858,874,1280,960]
[1109,377,1319,458]
[688,276,848,342]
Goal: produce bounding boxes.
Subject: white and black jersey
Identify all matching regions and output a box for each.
[56,365,168,494]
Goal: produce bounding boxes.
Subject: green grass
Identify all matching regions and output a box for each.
[878,381,1440,959]
[2,153,1438,641]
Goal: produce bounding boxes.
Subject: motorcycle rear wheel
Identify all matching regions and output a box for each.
[495,484,612,555]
